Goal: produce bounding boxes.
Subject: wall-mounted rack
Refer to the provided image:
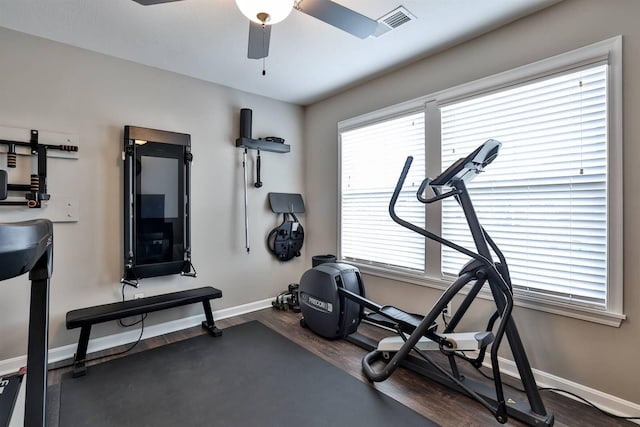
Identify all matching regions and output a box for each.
[235,137,290,153]
[0,129,78,209]
[235,108,290,254]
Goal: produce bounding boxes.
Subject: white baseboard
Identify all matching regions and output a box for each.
[495,356,640,423]
[0,297,273,375]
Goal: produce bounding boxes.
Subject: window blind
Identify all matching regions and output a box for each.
[340,111,426,271]
[440,64,608,307]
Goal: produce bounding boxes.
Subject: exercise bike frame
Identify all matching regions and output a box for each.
[356,153,553,426]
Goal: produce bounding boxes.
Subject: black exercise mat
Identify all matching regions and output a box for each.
[57,321,438,427]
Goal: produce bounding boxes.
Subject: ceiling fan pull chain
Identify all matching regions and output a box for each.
[262,23,267,76]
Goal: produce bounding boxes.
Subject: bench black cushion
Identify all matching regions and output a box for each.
[66,286,222,329]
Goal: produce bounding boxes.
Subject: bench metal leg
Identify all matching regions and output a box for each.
[201,299,222,337]
[72,325,91,377]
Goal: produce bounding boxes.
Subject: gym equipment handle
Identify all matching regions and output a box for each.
[255,150,262,188]
[417,176,459,204]
[389,156,414,216]
[389,157,491,265]
[362,350,392,382]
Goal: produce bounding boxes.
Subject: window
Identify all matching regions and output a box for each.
[340,111,426,271]
[441,64,608,308]
[338,37,623,326]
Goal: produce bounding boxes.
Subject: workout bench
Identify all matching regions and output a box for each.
[66,286,222,377]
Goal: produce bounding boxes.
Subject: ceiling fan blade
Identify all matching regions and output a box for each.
[247,22,271,59]
[131,0,184,5]
[296,0,377,39]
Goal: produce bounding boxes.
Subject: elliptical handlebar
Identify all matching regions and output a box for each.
[416,177,431,203]
[417,178,459,204]
[388,156,438,241]
[389,156,486,263]
[362,349,395,382]
[388,156,414,221]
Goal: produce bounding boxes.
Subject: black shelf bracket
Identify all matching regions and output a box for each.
[235,137,290,153]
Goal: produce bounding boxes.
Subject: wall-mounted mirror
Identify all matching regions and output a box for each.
[122,126,194,283]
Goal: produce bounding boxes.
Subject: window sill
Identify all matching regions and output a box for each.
[350,262,625,328]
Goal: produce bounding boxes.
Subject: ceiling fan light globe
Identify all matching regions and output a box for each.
[235,0,294,25]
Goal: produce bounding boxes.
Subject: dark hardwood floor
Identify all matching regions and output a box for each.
[49,308,637,427]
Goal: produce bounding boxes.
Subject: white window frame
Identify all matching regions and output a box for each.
[337,36,624,327]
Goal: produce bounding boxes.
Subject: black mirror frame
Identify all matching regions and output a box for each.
[122,125,194,283]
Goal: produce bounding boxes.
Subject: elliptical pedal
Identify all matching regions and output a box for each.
[377,306,425,332]
[377,331,494,357]
[363,310,436,335]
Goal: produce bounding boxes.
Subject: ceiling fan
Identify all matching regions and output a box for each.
[132,0,380,60]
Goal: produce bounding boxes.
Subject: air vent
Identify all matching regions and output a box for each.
[374,6,416,37]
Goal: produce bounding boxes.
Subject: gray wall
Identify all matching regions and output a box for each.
[304,0,640,404]
[0,27,306,358]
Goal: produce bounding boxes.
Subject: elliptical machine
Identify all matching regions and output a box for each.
[299,140,553,426]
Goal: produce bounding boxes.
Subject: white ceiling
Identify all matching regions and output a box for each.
[0,0,561,105]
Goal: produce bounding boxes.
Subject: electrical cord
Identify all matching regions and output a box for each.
[441,310,449,329]
[389,326,638,421]
[540,387,639,420]
[473,366,640,421]
[48,285,146,372]
[119,283,147,327]
[49,316,145,372]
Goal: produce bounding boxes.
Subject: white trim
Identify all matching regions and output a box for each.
[495,356,640,424]
[337,37,620,132]
[337,99,425,132]
[337,127,344,263]
[606,35,624,316]
[355,263,624,327]
[434,38,615,106]
[0,297,273,375]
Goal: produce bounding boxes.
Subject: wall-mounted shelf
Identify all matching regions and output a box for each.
[236,137,290,153]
